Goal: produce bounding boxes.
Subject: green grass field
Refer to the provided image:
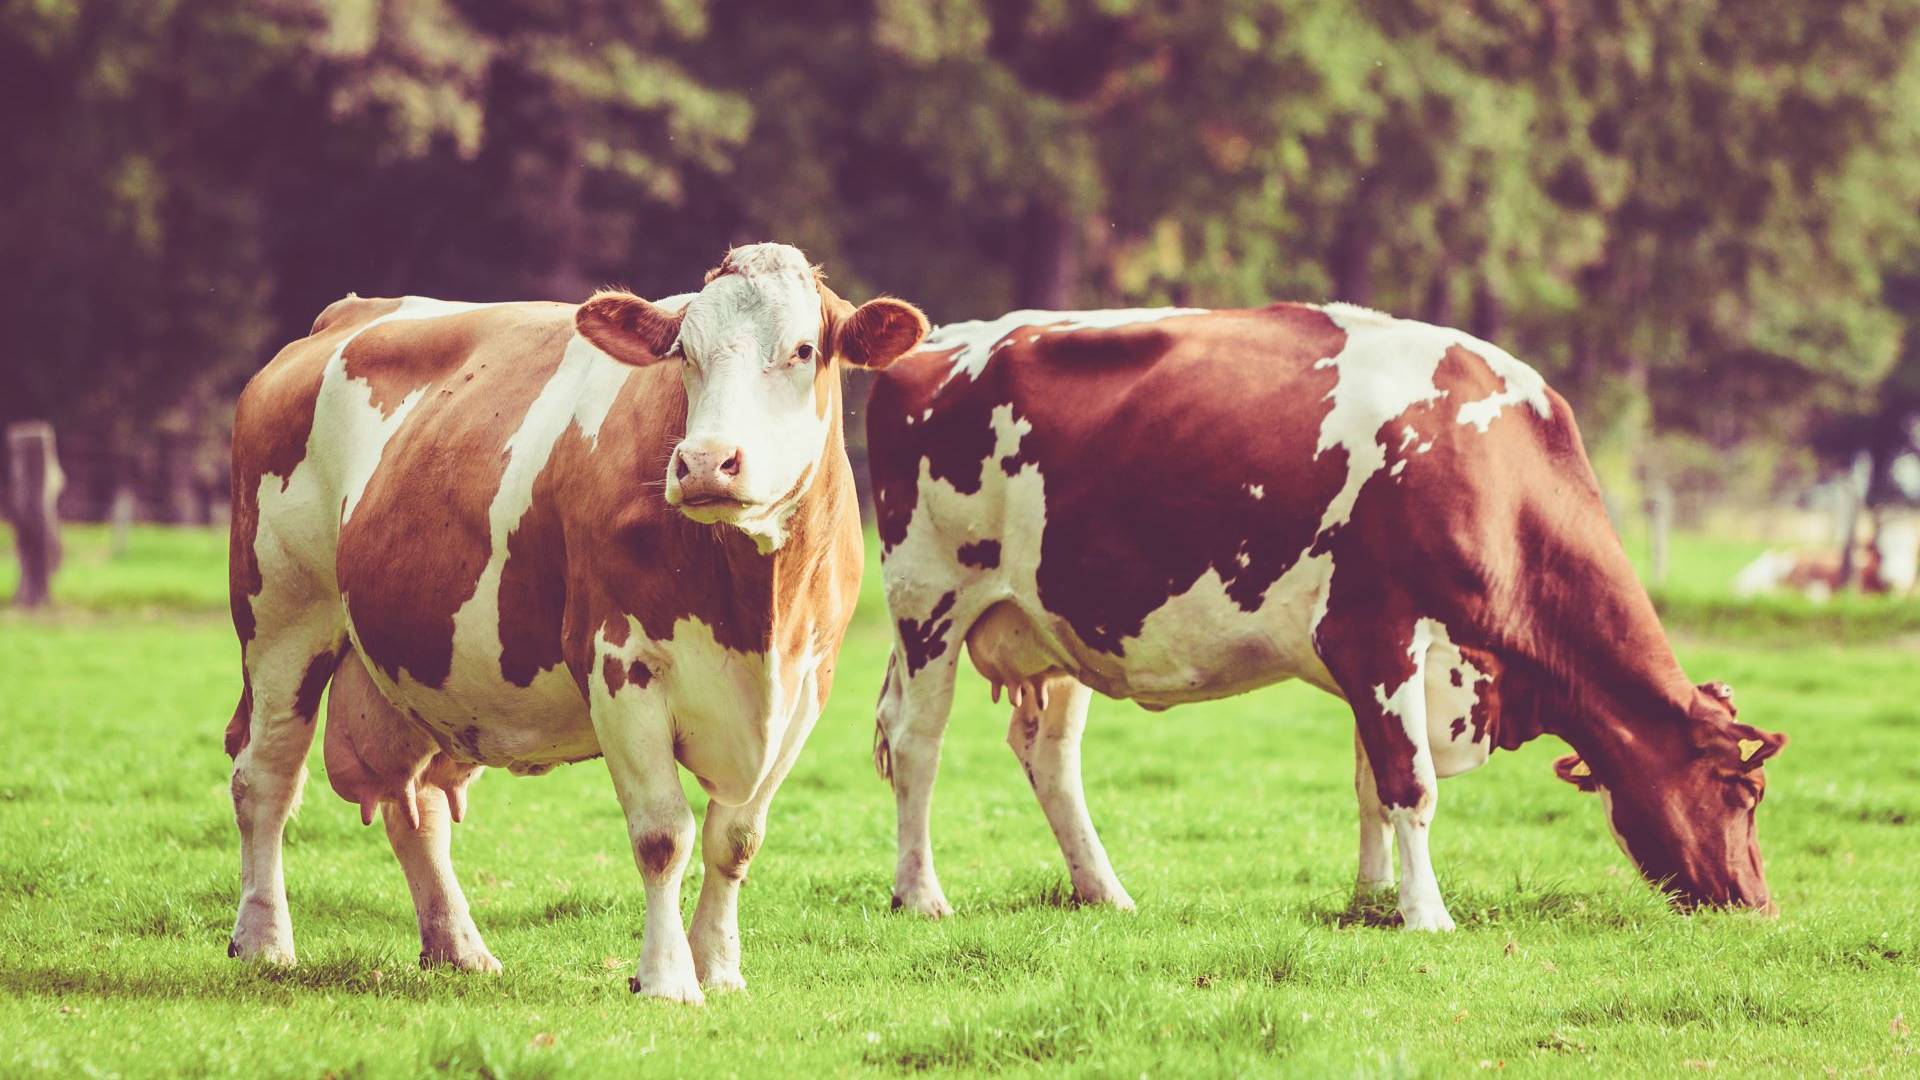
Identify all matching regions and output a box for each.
[1,525,1916,1077]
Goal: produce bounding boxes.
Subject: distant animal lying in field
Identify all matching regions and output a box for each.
[224,243,927,1001]
[1732,519,1919,600]
[867,303,1787,930]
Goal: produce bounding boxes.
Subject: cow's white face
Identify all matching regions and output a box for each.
[669,246,832,530]
[575,242,928,549]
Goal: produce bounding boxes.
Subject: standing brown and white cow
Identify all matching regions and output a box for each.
[868,303,1786,931]
[225,243,926,1001]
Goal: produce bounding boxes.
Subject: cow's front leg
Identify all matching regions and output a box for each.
[1322,617,1456,932]
[688,682,821,992]
[592,684,701,1003]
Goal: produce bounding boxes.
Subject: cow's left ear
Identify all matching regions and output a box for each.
[831,297,929,370]
[1553,753,1600,793]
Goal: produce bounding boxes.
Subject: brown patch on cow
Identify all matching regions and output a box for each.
[603,655,627,695]
[227,297,403,646]
[1028,307,1348,651]
[636,832,681,876]
[957,540,1001,569]
[627,660,653,688]
[498,434,569,688]
[339,307,576,690]
[454,725,485,759]
[898,592,956,675]
[715,821,762,881]
[225,677,253,758]
[293,645,346,723]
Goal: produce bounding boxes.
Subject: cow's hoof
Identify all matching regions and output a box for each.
[699,968,747,994]
[228,938,297,966]
[1399,906,1457,933]
[1072,886,1136,911]
[890,888,954,919]
[420,948,502,974]
[420,924,501,973]
[629,973,705,1005]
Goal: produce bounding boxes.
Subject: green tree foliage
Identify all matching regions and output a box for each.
[3,0,1918,513]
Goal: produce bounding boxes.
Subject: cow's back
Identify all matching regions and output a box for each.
[869,303,1599,711]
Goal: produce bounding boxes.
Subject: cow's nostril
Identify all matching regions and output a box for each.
[674,454,691,481]
[720,450,742,477]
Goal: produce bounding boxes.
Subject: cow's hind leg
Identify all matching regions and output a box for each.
[1353,730,1395,903]
[1005,674,1132,909]
[228,618,344,964]
[324,651,497,971]
[874,647,962,917]
[1320,616,1456,932]
[381,756,495,972]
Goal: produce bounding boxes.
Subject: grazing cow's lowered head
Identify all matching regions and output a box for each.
[1554,681,1787,912]
[574,242,927,544]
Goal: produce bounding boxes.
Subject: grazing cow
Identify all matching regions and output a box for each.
[867,303,1786,931]
[1733,517,1920,600]
[225,243,927,1001]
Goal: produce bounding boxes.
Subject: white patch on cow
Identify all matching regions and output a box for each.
[1421,619,1492,778]
[1876,519,1920,594]
[431,335,622,760]
[251,297,494,657]
[1453,339,1551,432]
[1731,550,1799,598]
[1246,483,1265,500]
[1390,459,1407,478]
[668,243,832,544]
[1370,620,1439,807]
[929,307,1206,388]
[1310,305,1552,540]
[595,614,817,808]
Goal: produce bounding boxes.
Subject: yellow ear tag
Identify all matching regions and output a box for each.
[1570,760,1591,777]
[1738,738,1764,763]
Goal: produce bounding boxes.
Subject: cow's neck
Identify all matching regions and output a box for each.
[695,376,857,657]
[1516,527,1701,777]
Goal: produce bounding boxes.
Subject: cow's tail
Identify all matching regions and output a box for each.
[872,653,899,782]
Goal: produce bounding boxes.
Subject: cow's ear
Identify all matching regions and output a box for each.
[1698,681,1737,717]
[832,297,928,370]
[577,289,682,366]
[1729,723,1787,771]
[1553,753,1600,793]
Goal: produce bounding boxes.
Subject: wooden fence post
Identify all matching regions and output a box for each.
[6,422,64,609]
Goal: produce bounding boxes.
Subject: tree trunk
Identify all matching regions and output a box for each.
[1644,471,1673,588]
[1331,207,1375,306]
[1835,451,1872,589]
[1469,277,1505,342]
[7,422,64,609]
[109,484,136,556]
[1014,200,1079,309]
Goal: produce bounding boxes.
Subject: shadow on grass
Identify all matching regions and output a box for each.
[1303,876,1672,932]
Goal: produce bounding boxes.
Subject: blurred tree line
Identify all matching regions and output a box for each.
[3,0,1919,521]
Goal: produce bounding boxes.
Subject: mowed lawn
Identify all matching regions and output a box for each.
[0,527,1916,1077]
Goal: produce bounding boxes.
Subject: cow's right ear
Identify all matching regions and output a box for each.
[576,290,682,366]
[1553,753,1600,793]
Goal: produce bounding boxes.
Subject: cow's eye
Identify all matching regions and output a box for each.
[795,342,816,363]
